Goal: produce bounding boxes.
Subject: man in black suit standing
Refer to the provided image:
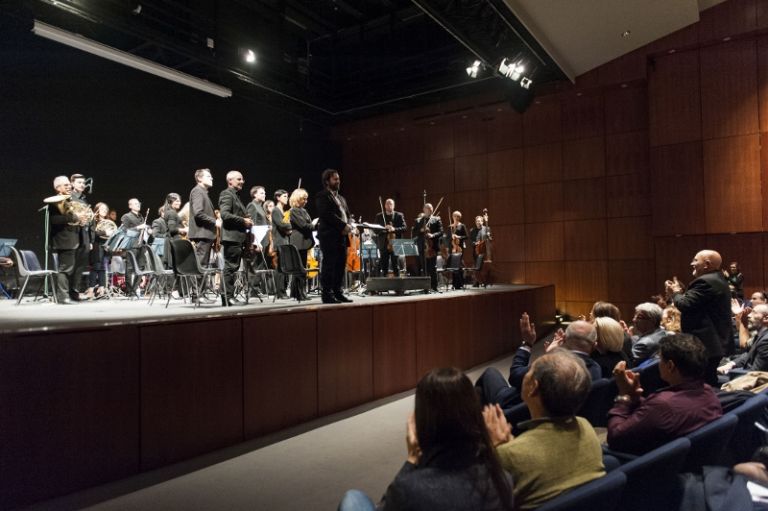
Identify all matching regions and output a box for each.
[413,203,443,292]
[48,176,82,303]
[188,168,221,266]
[316,168,353,304]
[666,249,732,386]
[218,170,253,306]
[69,173,91,295]
[374,198,406,277]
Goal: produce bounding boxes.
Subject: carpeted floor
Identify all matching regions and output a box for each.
[28,355,517,511]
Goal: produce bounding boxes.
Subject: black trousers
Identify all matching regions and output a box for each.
[53,248,76,298]
[319,235,346,295]
[475,367,522,410]
[290,248,308,298]
[191,238,213,267]
[72,242,89,293]
[416,254,438,290]
[222,242,242,299]
[379,248,399,275]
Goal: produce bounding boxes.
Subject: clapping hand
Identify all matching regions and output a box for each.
[483,404,512,447]
[545,328,565,352]
[665,276,683,295]
[520,313,537,347]
[612,361,643,399]
[406,413,422,465]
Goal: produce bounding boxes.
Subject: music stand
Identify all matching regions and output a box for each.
[391,239,418,257]
[0,239,18,257]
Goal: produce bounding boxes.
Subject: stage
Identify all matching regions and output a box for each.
[0,284,554,509]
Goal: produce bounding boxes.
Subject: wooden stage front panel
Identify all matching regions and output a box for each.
[0,285,554,509]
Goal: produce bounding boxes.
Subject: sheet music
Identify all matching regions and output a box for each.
[251,225,270,245]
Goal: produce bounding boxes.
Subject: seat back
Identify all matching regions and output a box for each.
[20,250,43,271]
[727,393,768,464]
[635,359,664,396]
[170,239,204,277]
[125,249,151,277]
[445,253,462,270]
[682,413,738,472]
[536,470,626,511]
[9,247,29,278]
[580,378,619,427]
[617,437,690,511]
[277,244,305,276]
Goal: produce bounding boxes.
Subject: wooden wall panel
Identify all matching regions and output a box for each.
[762,132,768,231]
[562,177,606,220]
[486,111,524,152]
[759,37,768,132]
[607,216,654,260]
[523,99,562,146]
[698,0,758,43]
[654,235,708,287]
[415,298,465,375]
[451,190,485,224]
[488,186,525,225]
[562,137,606,180]
[454,153,487,191]
[564,261,608,302]
[524,182,564,223]
[243,312,318,439]
[140,319,243,470]
[605,87,648,135]
[561,93,605,140]
[454,120,487,156]
[606,130,649,176]
[422,158,454,195]
[525,222,564,261]
[373,303,417,398]
[649,52,702,146]
[563,219,607,261]
[525,261,566,303]
[707,233,765,294]
[646,22,699,55]
[423,124,454,160]
[607,260,657,305]
[703,134,762,233]
[491,261,526,284]
[524,142,563,184]
[650,142,705,235]
[487,148,524,188]
[317,307,373,415]
[0,329,140,509]
[492,224,525,262]
[607,172,651,218]
[700,40,759,139]
[599,48,647,86]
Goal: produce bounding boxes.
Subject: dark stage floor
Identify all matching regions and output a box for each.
[0,284,537,334]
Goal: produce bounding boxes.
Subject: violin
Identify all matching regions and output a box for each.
[449,208,462,255]
[266,212,278,268]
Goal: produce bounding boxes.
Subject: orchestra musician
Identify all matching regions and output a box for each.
[188,168,221,266]
[48,176,83,303]
[69,173,92,296]
[316,168,354,304]
[374,198,406,276]
[469,214,492,287]
[120,198,146,230]
[87,202,110,296]
[218,170,253,306]
[162,193,186,240]
[288,188,315,301]
[413,203,442,293]
[272,189,291,299]
[448,210,468,290]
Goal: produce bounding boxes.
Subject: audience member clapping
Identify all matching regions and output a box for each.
[630,302,668,365]
[718,304,768,375]
[591,317,629,378]
[338,367,514,511]
[606,334,722,455]
[661,305,681,333]
[483,349,605,510]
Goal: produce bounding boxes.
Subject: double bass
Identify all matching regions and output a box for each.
[346,215,361,272]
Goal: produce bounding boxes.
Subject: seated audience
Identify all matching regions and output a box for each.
[338,367,514,511]
[733,293,768,352]
[475,315,601,410]
[590,301,633,361]
[631,302,667,364]
[591,316,629,378]
[483,349,605,509]
[606,334,723,455]
[661,305,681,333]
[718,304,768,374]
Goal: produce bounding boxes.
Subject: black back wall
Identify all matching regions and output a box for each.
[0,22,340,257]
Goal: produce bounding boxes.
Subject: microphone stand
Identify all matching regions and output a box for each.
[38,204,51,297]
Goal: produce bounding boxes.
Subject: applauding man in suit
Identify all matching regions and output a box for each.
[219,170,253,306]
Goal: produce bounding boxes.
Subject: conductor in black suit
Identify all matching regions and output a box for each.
[666,249,732,386]
[315,168,353,304]
[218,170,253,306]
[374,198,406,276]
[188,168,221,266]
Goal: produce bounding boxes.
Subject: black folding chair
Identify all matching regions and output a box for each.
[9,247,58,304]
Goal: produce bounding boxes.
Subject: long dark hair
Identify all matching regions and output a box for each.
[415,368,514,510]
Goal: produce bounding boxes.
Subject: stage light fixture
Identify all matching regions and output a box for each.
[466,60,481,78]
[499,58,525,81]
[31,20,232,98]
[245,49,257,64]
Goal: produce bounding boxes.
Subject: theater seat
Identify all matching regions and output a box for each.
[726,393,768,464]
[579,378,618,427]
[535,470,626,511]
[682,413,738,472]
[616,437,690,511]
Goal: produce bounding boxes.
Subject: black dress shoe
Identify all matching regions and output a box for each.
[69,292,82,302]
[322,294,340,304]
[58,298,74,304]
[229,297,245,306]
[276,292,289,300]
[334,294,352,303]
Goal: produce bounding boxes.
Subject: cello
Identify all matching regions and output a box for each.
[346,215,361,272]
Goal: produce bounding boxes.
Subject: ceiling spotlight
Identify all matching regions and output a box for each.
[466,60,481,78]
[499,58,525,81]
[621,30,631,38]
[245,49,256,64]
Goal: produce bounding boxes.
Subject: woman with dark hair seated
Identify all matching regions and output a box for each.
[338,367,514,511]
